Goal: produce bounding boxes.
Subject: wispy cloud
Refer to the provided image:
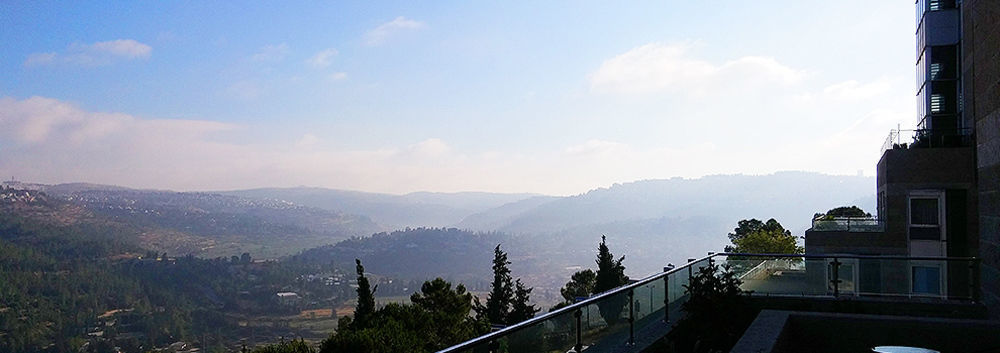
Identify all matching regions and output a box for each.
[251,43,289,62]
[365,16,425,46]
[306,48,339,68]
[821,79,891,101]
[330,72,348,81]
[24,39,152,67]
[588,43,804,95]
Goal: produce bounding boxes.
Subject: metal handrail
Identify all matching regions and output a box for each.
[438,252,980,352]
[438,253,716,353]
[880,127,974,155]
[810,217,885,232]
[717,252,977,262]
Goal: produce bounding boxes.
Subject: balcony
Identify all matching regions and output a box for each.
[810,217,885,232]
[880,128,973,156]
[440,253,980,353]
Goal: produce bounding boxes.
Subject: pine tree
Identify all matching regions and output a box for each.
[353,258,377,329]
[476,244,513,325]
[509,279,539,323]
[593,235,628,294]
[592,235,629,326]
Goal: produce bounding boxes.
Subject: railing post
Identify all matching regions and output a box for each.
[687,258,695,281]
[831,257,840,298]
[574,309,582,353]
[663,272,670,323]
[628,288,635,346]
[971,259,981,302]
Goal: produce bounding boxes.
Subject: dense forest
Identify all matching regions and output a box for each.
[0,189,358,352]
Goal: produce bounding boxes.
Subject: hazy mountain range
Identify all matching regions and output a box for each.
[4,171,875,281]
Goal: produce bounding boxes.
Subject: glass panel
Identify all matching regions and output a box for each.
[929,45,957,80]
[913,266,942,295]
[910,198,939,225]
[579,290,630,350]
[667,268,688,303]
[859,259,882,294]
[502,308,577,353]
[929,0,956,11]
[632,280,664,329]
[838,262,856,294]
[910,226,942,240]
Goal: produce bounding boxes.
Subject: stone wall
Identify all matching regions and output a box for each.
[964,0,1000,317]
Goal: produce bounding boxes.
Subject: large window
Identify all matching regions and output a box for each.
[929,46,957,80]
[929,0,956,11]
[909,196,942,240]
[912,266,942,295]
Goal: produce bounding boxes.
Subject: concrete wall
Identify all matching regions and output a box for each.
[804,231,904,256]
[875,147,978,257]
[964,0,1000,318]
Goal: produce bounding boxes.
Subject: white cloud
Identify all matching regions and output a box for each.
[565,139,630,158]
[24,39,152,67]
[251,43,289,62]
[589,43,804,95]
[330,72,348,81]
[822,79,892,101]
[0,91,907,195]
[85,39,153,58]
[365,16,425,46]
[296,133,320,148]
[306,48,339,68]
[408,138,451,158]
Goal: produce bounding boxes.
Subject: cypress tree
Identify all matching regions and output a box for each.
[353,258,377,328]
[477,244,513,325]
[509,279,539,323]
[593,235,628,294]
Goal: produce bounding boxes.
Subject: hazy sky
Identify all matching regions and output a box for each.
[1,1,912,195]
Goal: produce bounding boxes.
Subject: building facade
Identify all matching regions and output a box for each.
[806,0,998,308]
[963,0,1000,317]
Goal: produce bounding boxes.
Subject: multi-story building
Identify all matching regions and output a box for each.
[805,0,998,308]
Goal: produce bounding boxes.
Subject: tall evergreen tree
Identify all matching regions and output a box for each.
[593,235,628,294]
[509,279,539,323]
[352,258,377,329]
[476,244,513,325]
[592,235,629,326]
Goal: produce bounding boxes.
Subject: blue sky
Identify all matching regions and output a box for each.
[0,1,915,195]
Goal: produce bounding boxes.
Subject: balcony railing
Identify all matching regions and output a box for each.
[880,128,973,155]
[440,253,979,353]
[810,217,885,232]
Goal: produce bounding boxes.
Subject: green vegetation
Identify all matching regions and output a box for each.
[474,244,539,326]
[593,235,629,293]
[725,218,803,254]
[551,269,596,311]
[814,205,872,219]
[658,261,754,353]
[351,259,377,328]
[592,235,630,325]
[320,275,486,352]
[0,190,358,353]
[250,339,316,353]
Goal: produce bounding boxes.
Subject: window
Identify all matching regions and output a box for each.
[929,46,957,80]
[909,196,941,240]
[929,0,956,11]
[912,266,941,295]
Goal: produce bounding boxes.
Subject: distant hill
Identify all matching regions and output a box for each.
[460,172,875,235]
[452,172,875,275]
[292,228,504,285]
[219,187,541,229]
[38,184,381,258]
